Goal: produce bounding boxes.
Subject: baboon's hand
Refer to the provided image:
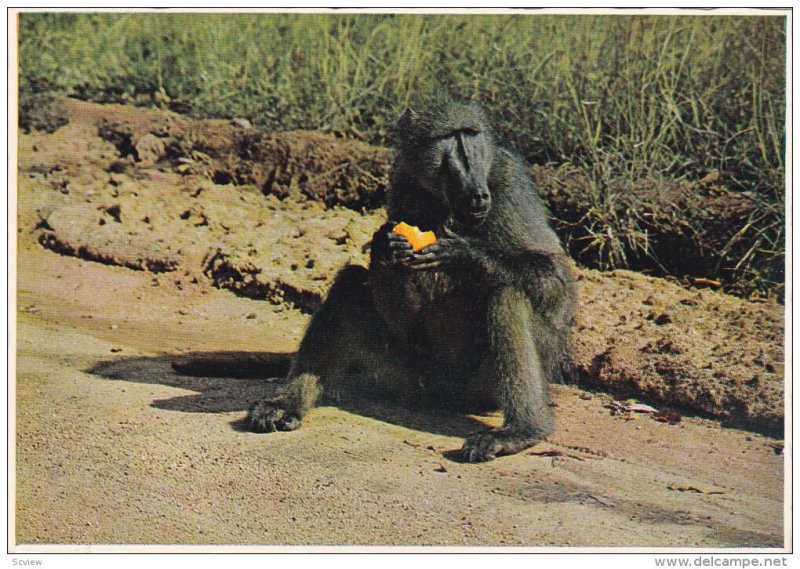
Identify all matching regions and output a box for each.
[372,221,414,267]
[459,428,541,462]
[406,234,469,270]
[246,398,302,433]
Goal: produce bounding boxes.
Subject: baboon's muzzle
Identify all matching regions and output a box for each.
[457,180,491,224]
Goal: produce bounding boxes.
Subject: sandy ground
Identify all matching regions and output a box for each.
[13,243,786,548]
[12,98,787,549]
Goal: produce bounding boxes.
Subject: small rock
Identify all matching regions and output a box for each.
[230,118,252,129]
[100,204,122,223]
[654,312,672,325]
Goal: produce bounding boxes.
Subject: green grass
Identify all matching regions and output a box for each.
[18,12,786,294]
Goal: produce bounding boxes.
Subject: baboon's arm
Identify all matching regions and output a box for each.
[408,237,571,311]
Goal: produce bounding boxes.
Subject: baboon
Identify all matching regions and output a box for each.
[246,93,576,462]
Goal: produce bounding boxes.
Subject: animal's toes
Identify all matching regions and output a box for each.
[460,432,502,463]
[459,429,543,462]
[246,399,298,433]
[275,414,302,431]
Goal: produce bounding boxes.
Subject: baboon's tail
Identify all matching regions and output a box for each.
[171,351,293,379]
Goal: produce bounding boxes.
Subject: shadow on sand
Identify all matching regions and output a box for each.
[88,351,491,440]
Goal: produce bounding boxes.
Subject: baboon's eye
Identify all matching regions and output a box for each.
[445,128,480,137]
[430,128,481,142]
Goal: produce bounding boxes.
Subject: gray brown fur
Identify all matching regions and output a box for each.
[246,93,576,462]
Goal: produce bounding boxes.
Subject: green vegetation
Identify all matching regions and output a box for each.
[19,12,786,296]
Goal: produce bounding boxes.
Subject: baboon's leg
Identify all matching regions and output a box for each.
[460,287,553,462]
[246,265,421,433]
[461,356,501,411]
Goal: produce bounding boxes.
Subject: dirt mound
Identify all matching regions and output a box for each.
[575,270,783,434]
[38,231,178,273]
[16,98,784,435]
[84,99,392,210]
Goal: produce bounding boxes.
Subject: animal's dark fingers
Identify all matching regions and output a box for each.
[407,248,445,264]
[247,399,296,433]
[468,448,485,463]
[388,240,413,251]
[461,431,503,462]
[465,444,494,463]
[409,251,443,264]
[387,232,410,243]
[392,246,414,259]
[276,415,302,431]
[408,261,442,270]
[416,242,443,254]
[248,412,278,433]
[247,412,269,432]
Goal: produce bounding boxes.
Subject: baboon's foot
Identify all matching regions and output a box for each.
[459,428,542,463]
[246,398,302,433]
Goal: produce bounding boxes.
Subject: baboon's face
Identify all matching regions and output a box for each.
[422,129,493,226]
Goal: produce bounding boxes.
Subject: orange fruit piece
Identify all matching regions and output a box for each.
[392,222,437,252]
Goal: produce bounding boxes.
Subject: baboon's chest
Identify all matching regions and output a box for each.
[410,269,488,368]
[409,268,482,306]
